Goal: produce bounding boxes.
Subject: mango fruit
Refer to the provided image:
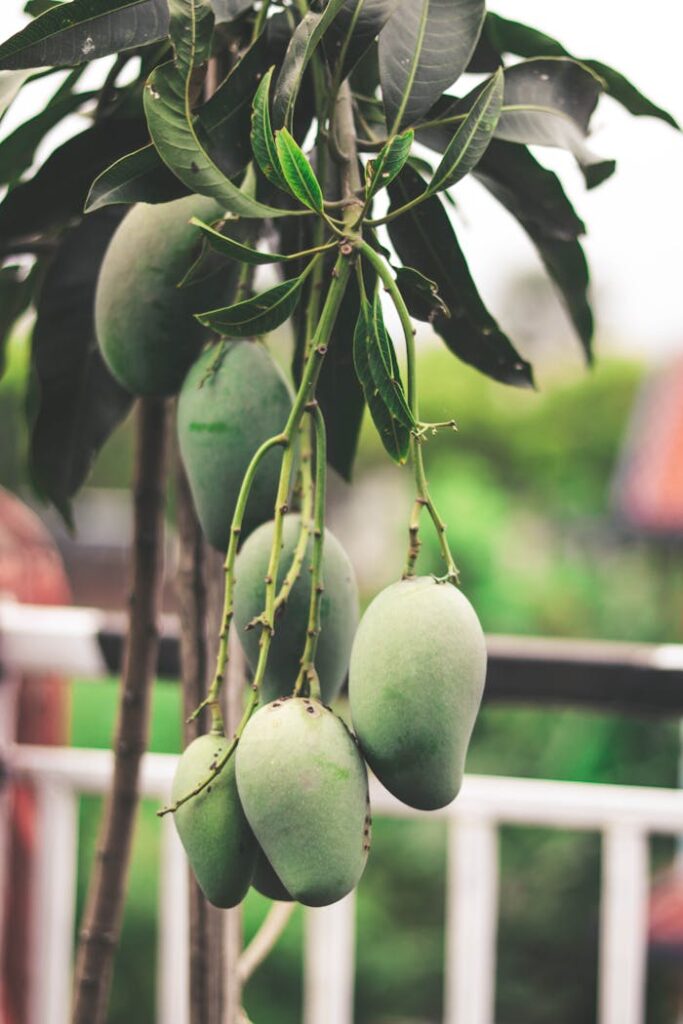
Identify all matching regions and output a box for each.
[348,577,487,810]
[236,698,371,907]
[95,194,225,396]
[172,734,256,908]
[252,848,294,902]
[233,515,359,702]
[177,341,292,550]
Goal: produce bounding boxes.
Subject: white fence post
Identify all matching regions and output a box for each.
[304,892,356,1024]
[157,814,190,1024]
[27,779,78,1024]
[444,816,499,1024]
[598,824,649,1024]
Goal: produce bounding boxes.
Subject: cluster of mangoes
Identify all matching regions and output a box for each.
[94,196,487,909]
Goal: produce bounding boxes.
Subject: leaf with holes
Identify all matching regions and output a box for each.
[0,0,170,70]
[143,0,288,218]
[275,127,323,213]
[379,0,485,132]
[387,165,533,388]
[394,266,449,322]
[272,0,347,128]
[196,272,308,337]
[365,129,413,202]
[353,298,410,464]
[251,67,287,190]
[427,68,502,195]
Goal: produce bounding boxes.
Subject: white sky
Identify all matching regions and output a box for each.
[1,1,682,364]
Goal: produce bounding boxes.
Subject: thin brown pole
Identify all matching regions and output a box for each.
[72,396,170,1024]
[175,451,225,1024]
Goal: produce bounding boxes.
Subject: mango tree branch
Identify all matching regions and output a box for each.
[73,396,170,1024]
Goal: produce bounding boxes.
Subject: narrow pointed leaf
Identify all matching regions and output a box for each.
[191,216,319,265]
[85,143,188,210]
[394,265,449,322]
[251,67,287,190]
[324,0,399,84]
[275,127,324,212]
[196,273,307,336]
[427,68,502,195]
[353,299,410,463]
[0,0,170,70]
[365,129,413,201]
[485,13,679,129]
[272,0,348,128]
[28,209,134,524]
[379,0,485,132]
[387,165,533,388]
[143,0,289,219]
[368,292,415,428]
[0,87,96,185]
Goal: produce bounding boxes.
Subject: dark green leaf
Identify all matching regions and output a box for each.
[379,0,485,132]
[143,0,287,218]
[387,165,533,388]
[0,265,36,379]
[0,117,149,241]
[427,68,502,195]
[272,0,347,128]
[324,0,398,84]
[274,127,323,212]
[353,298,410,463]
[191,216,309,264]
[496,58,615,188]
[485,13,679,129]
[0,87,96,185]
[251,67,288,191]
[394,265,449,322]
[365,128,413,201]
[368,291,415,428]
[196,273,307,336]
[474,143,593,359]
[0,0,169,70]
[85,143,188,211]
[317,271,366,480]
[28,208,134,523]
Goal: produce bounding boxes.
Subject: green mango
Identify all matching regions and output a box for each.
[252,848,294,902]
[348,577,487,810]
[233,514,359,702]
[177,342,293,551]
[172,733,256,908]
[95,194,225,396]
[236,698,371,907]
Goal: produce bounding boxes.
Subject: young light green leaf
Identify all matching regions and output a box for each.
[365,129,413,202]
[272,0,348,128]
[0,0,169,70]
[196,274,307,337]
[143,0,290,219]
[353,298,410,464]
[427,68,503,195]
[274,128,324,213]
[191,217,331,265]
[251,67,287,191]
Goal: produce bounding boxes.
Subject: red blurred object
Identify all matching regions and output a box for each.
[0,488,71,1024]
[649,869,683,957]
[613,356,683,536]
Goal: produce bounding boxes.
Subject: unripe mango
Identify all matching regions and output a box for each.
[177,342,293,550]
[95,194,225,396]
[236,698,371,907]
[172,734,256,908]
[252,848,294,902]
[348,577,487,810]
[233,515,359,702]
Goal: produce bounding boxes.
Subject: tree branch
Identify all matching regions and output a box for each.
[72,397,170,1024]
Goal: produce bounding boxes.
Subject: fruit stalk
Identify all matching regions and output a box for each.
[358,240,459,583]
[73,397,169,1024]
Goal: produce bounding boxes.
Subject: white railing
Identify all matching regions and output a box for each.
[6,743,683,1024]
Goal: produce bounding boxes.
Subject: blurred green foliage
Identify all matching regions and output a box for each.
[4,334,681,1022]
